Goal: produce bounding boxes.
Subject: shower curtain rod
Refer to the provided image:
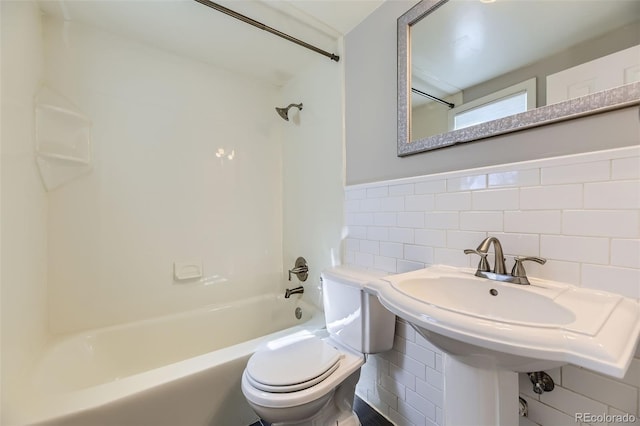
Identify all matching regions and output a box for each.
[411,87,455,109]
[193,0,340,62]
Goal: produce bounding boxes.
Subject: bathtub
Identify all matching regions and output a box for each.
[10,294,323,426]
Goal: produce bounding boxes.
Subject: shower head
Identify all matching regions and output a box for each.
[275,103,303,121]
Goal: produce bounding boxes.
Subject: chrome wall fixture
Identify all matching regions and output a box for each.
[519,397,528,417]
[193,0,340,62]
[276,103,303,121]
[528,371,555,394]
[284,286,304,298]
[288,257,308,281]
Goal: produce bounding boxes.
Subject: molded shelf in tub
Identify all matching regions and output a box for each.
[35,86,92,191]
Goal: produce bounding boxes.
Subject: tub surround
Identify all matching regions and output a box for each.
[279,54,345,309]
[42,15,284,334]
[346,146,640,425]
[1,1,49,421]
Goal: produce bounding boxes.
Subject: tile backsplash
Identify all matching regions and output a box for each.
[347,146,639,426]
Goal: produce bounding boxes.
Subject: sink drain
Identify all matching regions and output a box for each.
[295,307,302,320]
[489,289,498,296]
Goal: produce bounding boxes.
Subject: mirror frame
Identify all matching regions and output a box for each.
[398,0,640,157]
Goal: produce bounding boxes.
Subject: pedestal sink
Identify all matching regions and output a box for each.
[365,265,640,426]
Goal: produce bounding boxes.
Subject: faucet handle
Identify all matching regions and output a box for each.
[511,256,546,278]
[464,249,490,272]
[288,257,309,282]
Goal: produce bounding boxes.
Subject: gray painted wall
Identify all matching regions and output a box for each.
[344,0,640,185]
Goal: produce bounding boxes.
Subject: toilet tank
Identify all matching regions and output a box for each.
[321,267,395,354]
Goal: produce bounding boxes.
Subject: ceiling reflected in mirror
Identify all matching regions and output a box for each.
[398,0,640,156]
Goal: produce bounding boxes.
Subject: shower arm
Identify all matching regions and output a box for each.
[276,103,302,121]
[193,0,340,62]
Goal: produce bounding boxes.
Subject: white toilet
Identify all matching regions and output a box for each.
[241,266,396,425]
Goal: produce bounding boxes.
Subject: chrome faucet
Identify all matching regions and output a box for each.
[465,236,546,285]
[285,286,304,298]
[478,236,507,274]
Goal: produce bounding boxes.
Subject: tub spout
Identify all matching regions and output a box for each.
[285,286,304,298]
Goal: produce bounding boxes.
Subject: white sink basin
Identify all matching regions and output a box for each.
[366,265,640,377]
[395,276,576,326]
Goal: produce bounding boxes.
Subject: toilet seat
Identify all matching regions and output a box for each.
[242,336,366,410]
[245,336,342,393]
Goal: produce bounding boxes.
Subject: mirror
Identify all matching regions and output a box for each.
[398,0,640,156]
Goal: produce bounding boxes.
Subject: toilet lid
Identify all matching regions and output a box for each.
[246,336,341,392]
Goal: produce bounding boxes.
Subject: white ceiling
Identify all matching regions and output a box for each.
[38,0,385,87]
[281,0,387,35]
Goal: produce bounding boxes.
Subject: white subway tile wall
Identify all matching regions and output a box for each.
[346,147,640,426]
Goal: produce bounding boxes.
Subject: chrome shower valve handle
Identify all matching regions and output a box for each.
[288,257,308,282]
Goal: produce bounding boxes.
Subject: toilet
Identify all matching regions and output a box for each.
[241,266,396,425]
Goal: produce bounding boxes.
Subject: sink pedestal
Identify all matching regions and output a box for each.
[367,265,640,425]
[443,355,518,426]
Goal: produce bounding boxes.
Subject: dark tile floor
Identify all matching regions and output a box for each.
[353,395,394,426]
[249,395,392,426]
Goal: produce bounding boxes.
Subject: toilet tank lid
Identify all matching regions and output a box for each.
[321,266,386,289]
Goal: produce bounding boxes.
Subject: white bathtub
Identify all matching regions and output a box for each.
[10,294,323,426]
